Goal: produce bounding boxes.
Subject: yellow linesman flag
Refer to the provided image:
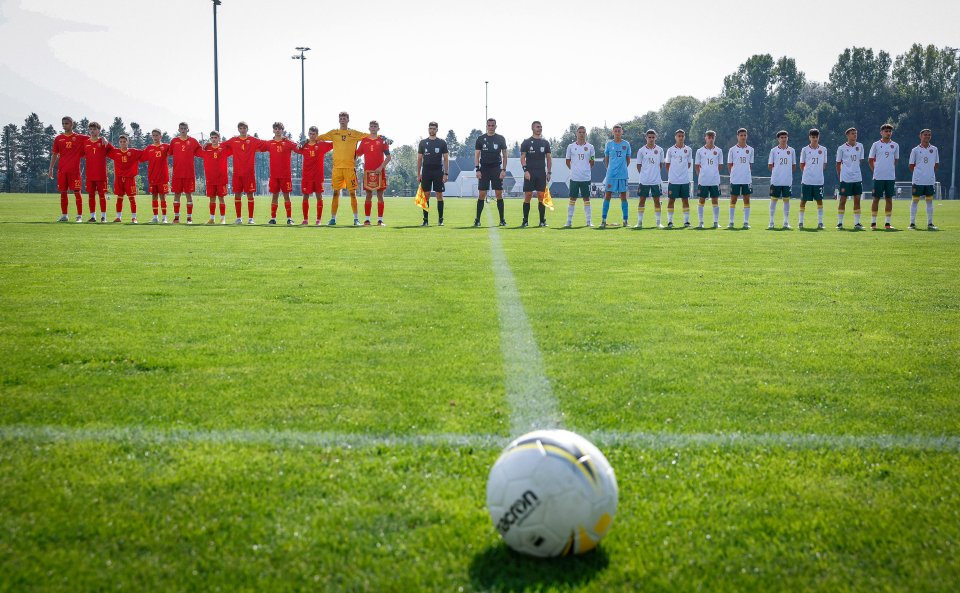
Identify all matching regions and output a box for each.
[542,186,554,211]
[415,186,429,211]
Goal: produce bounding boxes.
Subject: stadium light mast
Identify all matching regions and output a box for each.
[948,47,959,200]
[292,47,311,141]
[212,0,222,132]
[485,81,489,121]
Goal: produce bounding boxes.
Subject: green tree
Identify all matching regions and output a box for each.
[658,96,704,142]
[386,144,417,195]
[456,128,483,171]
[828,47,894,136]
[19,113,49,193]
[892,44,958,183]
[1,123,18,192]
[76,117,90,136]
[107,117,128,145]
[444,129,460,158]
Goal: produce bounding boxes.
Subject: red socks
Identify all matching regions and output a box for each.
[186,202,193,216]
[247,198,255,218]
[234,197,242,217]
[129,197,137,214]
[271,203,278,218]
[74,192,83,215]
[116,197,124,213]
[284,200,291,218]
[209,200,216,216]
[152,199,159,215]
[174,202,181,216]
[60,192,68,215]
[317,198,324,221]
[88,195,96,215]
[364,200,372,217]
[302,198,309,220]
[161,198,167,215]
[219,202,225,216]
[98,191,106,214]
[378,201,384,218]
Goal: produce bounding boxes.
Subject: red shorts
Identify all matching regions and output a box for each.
[57,170,81,192]
[269,177,293,194]
[232,173,256,194]
[86,180,106,195]
[114,176,137,196]
[207,184,228,198]
[148,182,169,195]
[302,178,325,195]
[172,177,196,193]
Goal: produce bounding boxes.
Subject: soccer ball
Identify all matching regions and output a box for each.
[486,429,618,557]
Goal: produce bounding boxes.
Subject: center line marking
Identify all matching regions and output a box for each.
[486,209,562,433]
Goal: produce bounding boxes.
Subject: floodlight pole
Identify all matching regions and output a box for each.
[292,47,311,141]
[949,47,959,200]
[485,81,489,121]
[212,0,222,132]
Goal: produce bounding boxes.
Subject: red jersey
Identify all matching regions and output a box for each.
[356,136,390,170]
[223,136,264,176]
[107,147,144,178]
[260,138,297,179]
[53,133,89,174]
[295,141,334,180]
[82,137,112,181]
[169,136,201,178]
[140,143,171,184]
[198,144,233,185]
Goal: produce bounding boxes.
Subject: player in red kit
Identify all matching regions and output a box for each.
[294,126,334,225]
[140,129,171,223]
[48,116,88,222]
[222,121,266,224]
[260,122,298,225]
[82,121,112,223]
[169,122,202,224]
[356,120,392,226]
[197,131,232,224]
[107,135,143,223]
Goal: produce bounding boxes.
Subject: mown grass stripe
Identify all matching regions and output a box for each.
[2,425,958,452]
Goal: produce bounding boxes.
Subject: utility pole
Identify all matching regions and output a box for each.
[212,0,222,131]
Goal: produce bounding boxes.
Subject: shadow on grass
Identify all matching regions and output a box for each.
[468,544,609,592]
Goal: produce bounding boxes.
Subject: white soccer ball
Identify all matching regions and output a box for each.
[486,429,618,557]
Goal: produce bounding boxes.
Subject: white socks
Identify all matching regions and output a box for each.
[783,200,790,224]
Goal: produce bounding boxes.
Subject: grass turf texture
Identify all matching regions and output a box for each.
[1,194,958,592]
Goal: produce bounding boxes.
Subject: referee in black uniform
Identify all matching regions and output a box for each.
[474,118,509,227]
[520,120,552,227]
[417,121,449,226]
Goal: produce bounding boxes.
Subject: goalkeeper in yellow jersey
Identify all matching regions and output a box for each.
[318,111,368,225]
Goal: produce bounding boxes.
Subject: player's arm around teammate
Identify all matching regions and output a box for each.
[48,116,88,222]
[140,129,171,224]
[294,126,334,226]
[81,121,112,223]
[106,135,142,223]
[169,122,201,224]
[563,125,595,228]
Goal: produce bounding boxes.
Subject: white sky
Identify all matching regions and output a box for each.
[1,0,958,145]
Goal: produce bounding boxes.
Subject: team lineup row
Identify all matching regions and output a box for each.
[47,114,943,230]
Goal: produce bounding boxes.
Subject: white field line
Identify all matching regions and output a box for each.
[485,209,562,433]
[1,425,958,452]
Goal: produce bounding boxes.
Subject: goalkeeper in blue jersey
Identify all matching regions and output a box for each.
[601,125,631,228]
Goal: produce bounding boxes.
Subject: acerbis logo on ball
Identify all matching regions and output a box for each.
[496,490,540,535]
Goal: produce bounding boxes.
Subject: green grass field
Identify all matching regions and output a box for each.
[1,193,958,592]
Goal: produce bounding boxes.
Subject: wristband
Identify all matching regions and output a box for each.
[475,166,480,172]
[522,166,528,172]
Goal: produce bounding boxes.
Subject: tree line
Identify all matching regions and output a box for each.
[2,44,956,195]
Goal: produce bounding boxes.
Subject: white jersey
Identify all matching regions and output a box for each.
[909,144,939,185]
[836,142,864,183]
[695,146,723,186]
[800,144,828,186]
[636,145,664,186]
[768,145,796,187]
[727,145,754,184]
[665,144,692,184]
[868,140,899,181]
[565,142,595,182]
